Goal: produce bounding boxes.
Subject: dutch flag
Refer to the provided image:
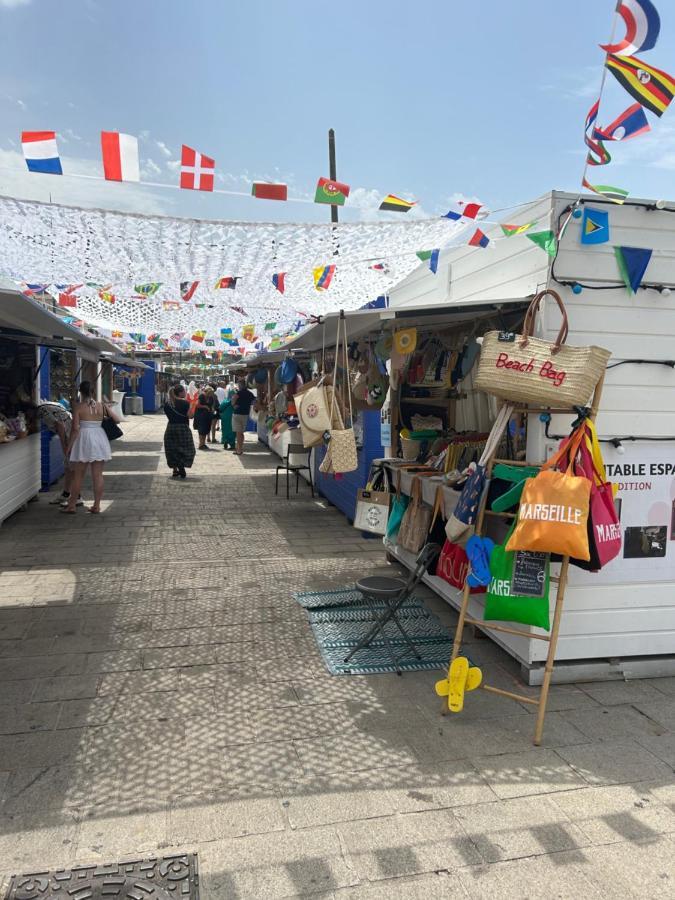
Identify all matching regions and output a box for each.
[21,131,62,175]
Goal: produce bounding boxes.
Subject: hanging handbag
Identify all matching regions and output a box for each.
[561,422,621,570]
[323,314,358,474]
[474,289,611,408]
[354,480,391,535]
[436,539,487,594]
[101,412,123,441]
[506,425,591,560]
[484,519,551,630]
[445,404,514,544]
[297,379,332,435]
[427,487,449,575]
[397,476,433,554]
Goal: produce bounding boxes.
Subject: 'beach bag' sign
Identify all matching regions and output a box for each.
[475,289,610,408]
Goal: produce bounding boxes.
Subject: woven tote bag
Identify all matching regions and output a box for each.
[397,477,432,554]
[324,315,358,474]
[475,289,610,407]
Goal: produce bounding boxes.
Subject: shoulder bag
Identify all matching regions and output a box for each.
[397,476,433,554]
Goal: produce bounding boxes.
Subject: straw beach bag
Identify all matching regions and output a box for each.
[475,289,610,408]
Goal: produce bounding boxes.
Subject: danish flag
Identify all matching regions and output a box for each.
[180,145,215,191]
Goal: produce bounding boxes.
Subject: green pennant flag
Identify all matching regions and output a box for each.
[416,250,432,261]
[265,322,277,331]
[526,230,557,258]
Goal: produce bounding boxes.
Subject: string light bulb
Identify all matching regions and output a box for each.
[572,283,583,294]
[660,287,671,297]
[611,438,625,455]
[655,199,667,210]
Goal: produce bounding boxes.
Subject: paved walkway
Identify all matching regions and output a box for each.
[0,415,673,898]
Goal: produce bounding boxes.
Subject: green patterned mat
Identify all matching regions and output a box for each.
[299,589,453,675]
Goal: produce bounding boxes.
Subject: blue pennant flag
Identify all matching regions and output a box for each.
[581,207,610,245]
[429,248,440,274]
[614,245,653,294]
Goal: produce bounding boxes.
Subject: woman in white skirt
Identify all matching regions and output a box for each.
[62,381,120,515]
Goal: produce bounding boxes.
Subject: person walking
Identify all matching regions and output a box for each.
[205,385,219,444]
[219,385,236,450]
[61,381,119,514]
[231,378,255,456]
[193,392,215,451]
[163,384,195,478]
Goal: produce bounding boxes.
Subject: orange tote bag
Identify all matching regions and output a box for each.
[506,427,591,560]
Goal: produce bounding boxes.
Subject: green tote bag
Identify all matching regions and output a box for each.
[483,520,551,630]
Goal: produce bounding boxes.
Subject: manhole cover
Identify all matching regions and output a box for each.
[4,853,199,899]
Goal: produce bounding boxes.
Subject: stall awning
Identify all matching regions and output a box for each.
[0,286,102,358]
[281,303,522,354]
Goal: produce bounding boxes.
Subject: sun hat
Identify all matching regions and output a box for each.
[394,327,417,356]
[279,356,298,384]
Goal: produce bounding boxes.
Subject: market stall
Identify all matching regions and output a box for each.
[0,286,103,522]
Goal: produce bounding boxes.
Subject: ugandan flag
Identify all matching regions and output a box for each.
[606,53,675,117]
[379,194,416,212]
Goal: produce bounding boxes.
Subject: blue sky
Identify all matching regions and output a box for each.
[1,0,675,222]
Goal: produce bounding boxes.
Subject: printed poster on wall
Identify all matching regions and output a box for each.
[575,443,675,586]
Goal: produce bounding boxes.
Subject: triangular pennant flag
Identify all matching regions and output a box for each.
[429,249,440,274]
[614,246,653,294]
[272,273,286,294]
[581,208,610,245]
[416,250,432,261]
[501,222,536,237]
[526,230,557,257]
[468,229,490,248]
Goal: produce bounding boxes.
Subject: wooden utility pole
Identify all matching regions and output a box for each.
[328,128,338,224]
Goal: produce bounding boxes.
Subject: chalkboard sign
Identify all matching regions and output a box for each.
[511,551,549,598]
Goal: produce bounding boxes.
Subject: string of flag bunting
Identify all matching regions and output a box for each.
[581,0,673,204]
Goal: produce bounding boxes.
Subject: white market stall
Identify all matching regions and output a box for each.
[388,189,675,683]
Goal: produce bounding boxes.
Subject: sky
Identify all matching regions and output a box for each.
[1,0,675,224]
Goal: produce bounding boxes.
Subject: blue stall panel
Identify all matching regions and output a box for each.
[315,410,383,522]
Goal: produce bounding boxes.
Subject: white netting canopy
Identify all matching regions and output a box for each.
[0,194,466,339]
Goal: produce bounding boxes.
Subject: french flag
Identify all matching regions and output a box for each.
[443,201,483,221]
[21,132,62,175]
[101,131,140,182]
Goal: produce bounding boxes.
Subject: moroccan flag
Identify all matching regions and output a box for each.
[582,178,629,204]
[605,53,675,117]
[314,177,350,205]
[252,182,288,201]
[313,265,336,291]
[379,194,415,212]
[272,272,286,294]
[134,283,161,298]
[614,246,653,294]
[468,229,490,248]
[180,281,199,301]
[214,277,238,290]
[192,330,206,343]
[526,230,557,257]
[501,222,536,237]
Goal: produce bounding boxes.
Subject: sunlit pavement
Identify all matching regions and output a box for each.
[0,415,673,898]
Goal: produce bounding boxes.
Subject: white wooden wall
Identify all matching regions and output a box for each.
[0,433,41,526]
[390,190,675,667]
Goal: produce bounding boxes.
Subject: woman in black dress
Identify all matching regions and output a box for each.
[163,385,196,478]
[193,392,215,451]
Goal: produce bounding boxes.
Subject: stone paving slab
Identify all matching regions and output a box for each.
[0,416,673,897]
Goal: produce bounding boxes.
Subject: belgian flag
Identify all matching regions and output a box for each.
[379,194,416,212]
[606,54,675,117]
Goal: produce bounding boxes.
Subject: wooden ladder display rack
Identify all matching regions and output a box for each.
[446,374,606,746]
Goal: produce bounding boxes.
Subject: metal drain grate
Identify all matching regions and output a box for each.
[4,852,199,899]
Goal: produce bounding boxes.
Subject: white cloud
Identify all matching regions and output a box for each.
[142,157,162,177]
[166,158,181,173]
[155,140,172,158]
[0,148,172,215]
[0,0,31,8]
[2,94,27,110]
[602,123,675,171]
